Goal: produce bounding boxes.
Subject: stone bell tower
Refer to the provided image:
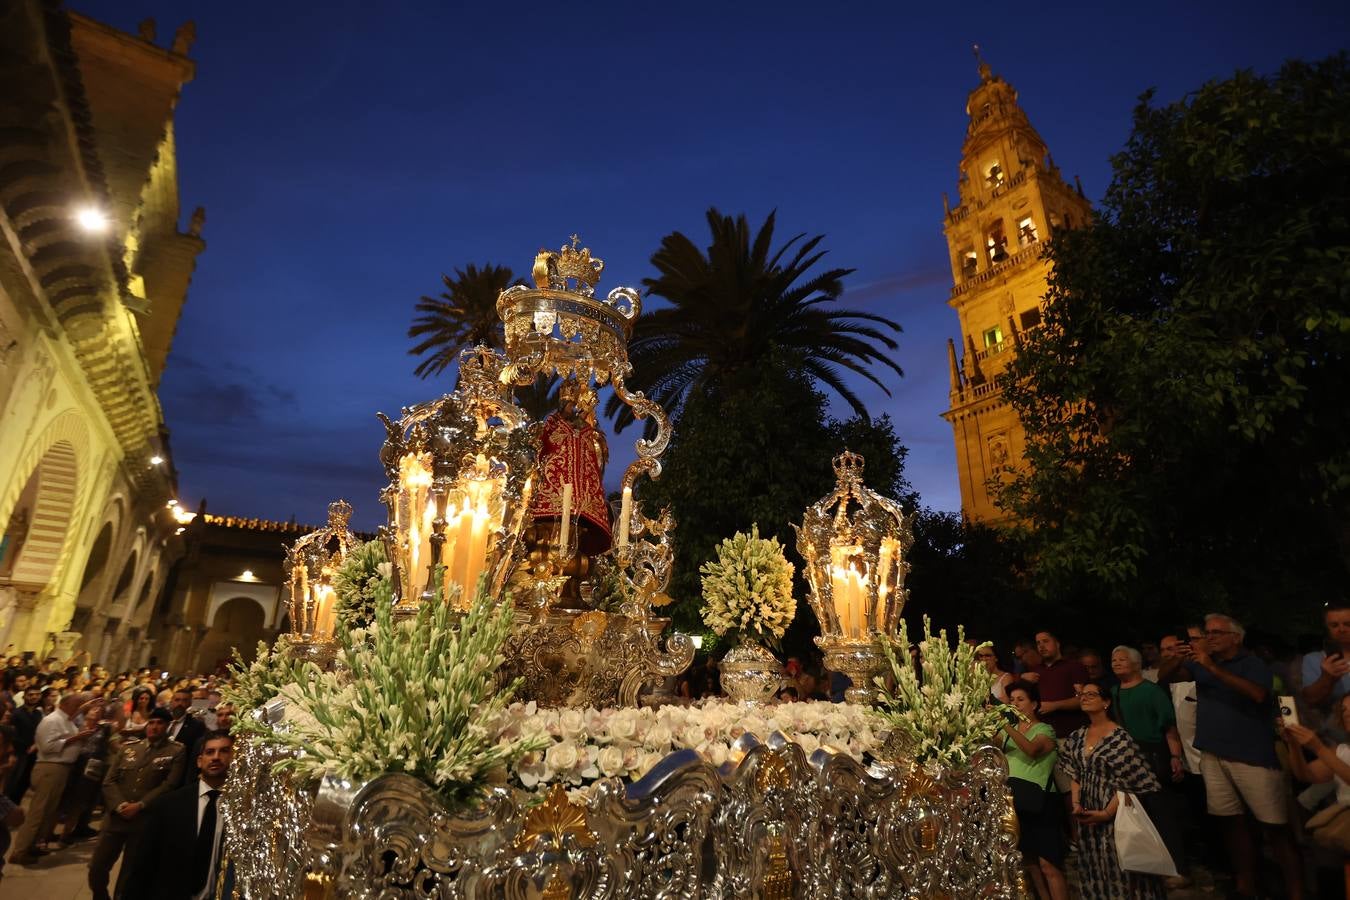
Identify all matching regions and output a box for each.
[939,55,1092,522]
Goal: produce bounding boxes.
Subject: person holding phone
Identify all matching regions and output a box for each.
[1000,681,1068,900]
[1300,601,1350,739]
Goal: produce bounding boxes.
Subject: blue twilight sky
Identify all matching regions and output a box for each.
[77,0,1350,531]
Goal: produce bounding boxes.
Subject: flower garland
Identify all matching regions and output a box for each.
[871,616,1006,769]
[495,699,883,791]
[699,525,796,643]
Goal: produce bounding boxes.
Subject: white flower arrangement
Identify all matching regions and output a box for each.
[699,525,796,643]
[221,636,303,724]
[263,577,546,806]
[333,538,392,631]
[871,617,1006,769]
[495,698,883,794]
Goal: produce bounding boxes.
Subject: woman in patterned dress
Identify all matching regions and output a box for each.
[1062,678,1166,899]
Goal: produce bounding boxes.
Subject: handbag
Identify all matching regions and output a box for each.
[1114,791,1178,877]
[82,756,107,782]
[1305,803,1350,853]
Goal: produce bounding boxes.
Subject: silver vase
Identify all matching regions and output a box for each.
[719,636,782,704]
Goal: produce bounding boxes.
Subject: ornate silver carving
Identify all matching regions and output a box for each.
[223,738,1022,898]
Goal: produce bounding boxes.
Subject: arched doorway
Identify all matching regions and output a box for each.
[1,439,78,587]
[194,597,267,674]
[74,521,114,608]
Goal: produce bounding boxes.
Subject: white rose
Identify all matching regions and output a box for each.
[609,709,639,743]
[646,723,673,750]
[796,733,820,755]
[705,742,730,767]
[558,708,586,739]
[638,750,665,775]
[597,745,625,777]
[546,741,580,773]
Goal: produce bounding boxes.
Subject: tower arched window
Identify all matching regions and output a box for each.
[986,223,1009,264]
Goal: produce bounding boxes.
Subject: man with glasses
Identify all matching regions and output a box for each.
[1173,613,1303,900]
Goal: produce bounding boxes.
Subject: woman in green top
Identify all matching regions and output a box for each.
[1002,680,1069,900]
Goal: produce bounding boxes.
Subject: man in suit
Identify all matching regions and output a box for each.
[164,689,205,788]
[119,731,233,900]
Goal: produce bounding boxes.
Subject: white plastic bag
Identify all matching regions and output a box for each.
[1114,791,1178,877]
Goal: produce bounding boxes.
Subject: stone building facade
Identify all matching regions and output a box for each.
[940,60,1092,522]
[0,4,203,666]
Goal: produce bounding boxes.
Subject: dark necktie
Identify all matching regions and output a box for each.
[193,789,219,893]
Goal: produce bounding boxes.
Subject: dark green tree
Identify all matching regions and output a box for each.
[605,209,904,434]
[998,55,1350,633]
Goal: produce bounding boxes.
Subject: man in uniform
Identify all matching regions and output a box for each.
[87,707,184,900]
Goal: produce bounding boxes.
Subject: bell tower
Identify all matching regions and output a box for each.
[940,54,1091,522]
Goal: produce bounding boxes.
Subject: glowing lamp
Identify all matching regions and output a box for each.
[285,500,357,664]
[75,206,109,232]
[796,451,912,704]
[378,347,537,615]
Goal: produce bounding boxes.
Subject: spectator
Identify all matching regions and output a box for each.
[1000,681,1068,900]
[53,697,111,845]
[1173,613,1303,900]
[165,688,206,786]
[1300,601,1350,741]
[976,644,1015,703]
[88,707,185,900]
[1140,641,1161,683]
[7,691,97,866]
[1030,631,1089,739]
[120,731,235,899]
[1111,646,1189,887]
[0,725,25,882]
[123,686,156,739]
[5,686,41,803]
[1062,678,1166,899]
[1012,639,1043,677]
[1080,648,1118,694]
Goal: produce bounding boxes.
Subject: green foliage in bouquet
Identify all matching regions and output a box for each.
[268,575,546,806]
[333,538,391,631]
[588,557,633,613]
[699,524,796,646]
[872,616,1007,768]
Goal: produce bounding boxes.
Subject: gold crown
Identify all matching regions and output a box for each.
[496,235,642,385]
[532,234,605,297]
[832,450,866,481]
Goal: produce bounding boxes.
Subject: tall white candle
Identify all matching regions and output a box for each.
[559,483,573,553]
[617,486,632,548]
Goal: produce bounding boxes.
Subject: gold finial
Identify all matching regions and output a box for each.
[832,450,865,483]
[972,43,992,82]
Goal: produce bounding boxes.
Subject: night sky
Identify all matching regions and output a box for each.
[77,0,1349,531]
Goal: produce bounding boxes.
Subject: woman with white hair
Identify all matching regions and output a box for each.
[1110,645,1189,886]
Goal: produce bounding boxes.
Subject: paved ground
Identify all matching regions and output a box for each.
[0,834,111,900]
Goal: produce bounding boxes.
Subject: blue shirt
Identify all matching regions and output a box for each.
[1301,651,1350,707]
[1190,651,1278,768]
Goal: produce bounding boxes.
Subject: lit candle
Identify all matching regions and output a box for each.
[313,579,336,639]
[617,486,632,548]
[559,482,573,553]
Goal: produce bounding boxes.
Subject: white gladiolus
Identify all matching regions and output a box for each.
[699,525,796,642]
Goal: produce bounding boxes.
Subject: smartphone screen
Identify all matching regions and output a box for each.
[1278,695,1300,728]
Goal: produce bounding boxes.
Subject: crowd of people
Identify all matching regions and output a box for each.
[4,605,1350,898]
[0,658,235,897]
[680,608,1350,898]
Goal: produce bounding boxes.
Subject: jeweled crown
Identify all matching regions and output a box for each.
[832,450,865,482]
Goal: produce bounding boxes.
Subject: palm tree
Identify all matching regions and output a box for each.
[604,208,903,431]
[408,263,517,378]
[407,263,559,418]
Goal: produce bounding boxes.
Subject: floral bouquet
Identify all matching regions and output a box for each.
[247,576,546,807]
[872,616,1006,769]
[332,538,391,631]
[699,525,796,646]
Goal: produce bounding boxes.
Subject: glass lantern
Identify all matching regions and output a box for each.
[796,451,912,704]
[378,346,538,615]
[285,499,358,665]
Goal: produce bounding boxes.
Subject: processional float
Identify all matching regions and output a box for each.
[222,238,1024,898]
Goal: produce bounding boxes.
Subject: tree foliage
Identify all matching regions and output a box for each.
[998,55,1350,631]
[605,209,903,434]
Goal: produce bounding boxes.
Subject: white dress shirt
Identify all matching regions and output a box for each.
[35,708,81,763]
[193,778,224,900]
